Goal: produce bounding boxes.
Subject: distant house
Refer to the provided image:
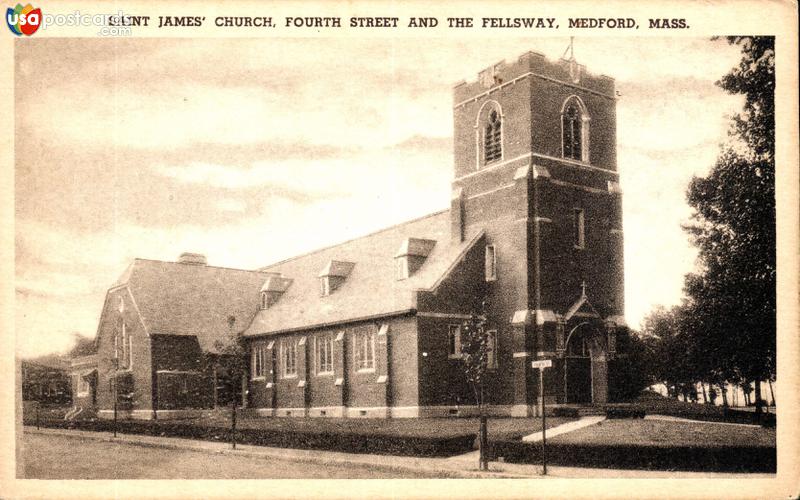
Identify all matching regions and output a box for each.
[88,50,626,419]
[68,335,98,415]
[21,356,71,406]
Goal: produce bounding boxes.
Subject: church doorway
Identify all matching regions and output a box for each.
[563,323,593,404]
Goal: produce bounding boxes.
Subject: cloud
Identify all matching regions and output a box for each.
[216,198,247,213]
[13,37,751,354]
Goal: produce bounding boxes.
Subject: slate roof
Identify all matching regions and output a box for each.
[117,259,271,352]
[244,209,484,337]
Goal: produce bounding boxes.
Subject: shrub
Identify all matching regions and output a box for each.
[489,440,776,473]
[24,418,475,457]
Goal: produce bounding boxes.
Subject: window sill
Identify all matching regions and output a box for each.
[356,368,376,374]
[485,276,497,282]
[251,376,266,381]
[76,391,89,397]
[448,354,464,360]
[282,374,298,379]
[316,371,334,377]
[480,158,503,169]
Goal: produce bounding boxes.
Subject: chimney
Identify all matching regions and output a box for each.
[178,252,207,265]
[450,188,465,242]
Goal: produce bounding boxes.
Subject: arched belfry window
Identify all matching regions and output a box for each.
[484,109,502,163]
[562,97,589,162]
[475,101,503,169]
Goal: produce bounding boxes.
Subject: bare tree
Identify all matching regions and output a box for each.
[460,302,492,471]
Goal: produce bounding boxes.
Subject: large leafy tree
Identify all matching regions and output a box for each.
[683,37,775,413]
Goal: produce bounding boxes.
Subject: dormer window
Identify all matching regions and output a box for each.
[562,96,590,162]
[318,260,355,296]
[320,277,332,296]
[394,238,436,280]
[395,257,409,280]
[260,275,293,308]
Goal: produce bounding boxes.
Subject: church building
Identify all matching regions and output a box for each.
[78,50,626,419]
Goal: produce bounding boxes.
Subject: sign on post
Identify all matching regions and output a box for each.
[531,358,552,475]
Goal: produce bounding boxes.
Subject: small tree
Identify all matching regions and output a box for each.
[213,315,248,449]
[460,302,492,471]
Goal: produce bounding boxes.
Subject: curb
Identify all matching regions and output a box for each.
[23,427,538,479]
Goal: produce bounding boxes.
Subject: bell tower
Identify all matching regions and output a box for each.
[451,50,625,414]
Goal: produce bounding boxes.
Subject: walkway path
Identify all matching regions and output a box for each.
[644,414,762,428]
[521,415,606,442]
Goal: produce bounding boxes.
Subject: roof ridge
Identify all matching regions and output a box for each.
[132,258,270,274]
[259,208,450,270]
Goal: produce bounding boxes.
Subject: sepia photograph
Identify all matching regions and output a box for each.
[3,1,798,498]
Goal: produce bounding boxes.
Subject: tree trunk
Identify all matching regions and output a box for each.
[701,383,708,404]
[720,383,729,408]
[768,379,775,407]
[754,380,763,415]
[478,385,488,471]
[230,398,237,449]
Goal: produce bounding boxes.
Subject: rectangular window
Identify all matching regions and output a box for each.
[395,257,408,280]
[251,343,268,379]
[487,330,498,369]
[281,339,297,378]
[573,208,585,249]
[316,335,334,375]
[121,322,128,369]
[353,326,375,371]
[76,374,89,396]
[485,245,497,281]
[448,325,461,358]
[127,333,133,370]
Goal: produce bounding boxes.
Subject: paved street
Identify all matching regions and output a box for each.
[20,432,430,479]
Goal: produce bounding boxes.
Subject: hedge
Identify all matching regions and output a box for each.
[24,418,475,457]
[489,440,776,473]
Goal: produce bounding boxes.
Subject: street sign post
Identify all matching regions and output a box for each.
[531,359,552,475]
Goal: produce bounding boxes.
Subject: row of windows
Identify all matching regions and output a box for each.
[251,323,503,380]
[447,325,499,369]
[479,96,590,167]
[250,327,377,380]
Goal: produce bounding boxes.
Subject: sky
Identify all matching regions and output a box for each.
[14,37,744,358]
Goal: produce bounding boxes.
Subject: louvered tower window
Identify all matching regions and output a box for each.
[563,100,585,161]
[484,110,502,163]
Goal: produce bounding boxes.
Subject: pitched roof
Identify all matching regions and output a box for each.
[244,209,484,337]
[21,354,70,370]
[118,259,270,351]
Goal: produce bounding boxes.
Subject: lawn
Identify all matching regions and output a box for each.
[552,419,776,448]
[168,412,575,441]
[613,391,776,425]
[490,417,776,472]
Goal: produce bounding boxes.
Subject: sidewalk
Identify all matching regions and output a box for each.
[521,416,606,442]
[22,426,773,479]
